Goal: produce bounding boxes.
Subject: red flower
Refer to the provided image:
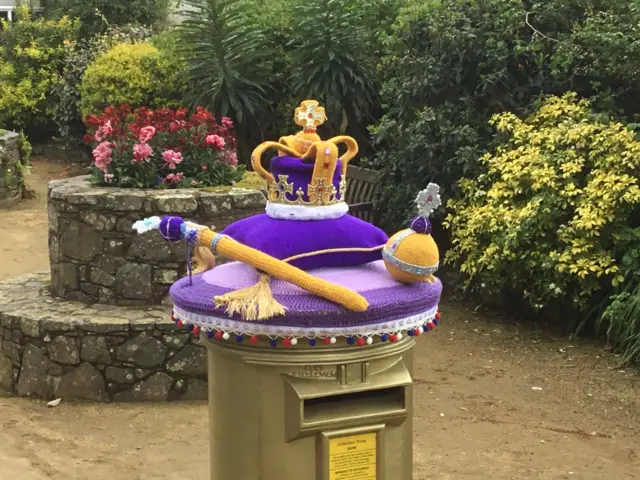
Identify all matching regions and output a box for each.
[85,105,239,187]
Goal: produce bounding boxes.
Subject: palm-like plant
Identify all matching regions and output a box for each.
[289,0,378,136]
[177,0,274,158]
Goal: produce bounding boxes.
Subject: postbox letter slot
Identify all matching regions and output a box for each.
[303,386,406,426]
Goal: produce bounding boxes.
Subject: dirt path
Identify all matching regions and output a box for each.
[0,160,638,479]
[0,159,85,281]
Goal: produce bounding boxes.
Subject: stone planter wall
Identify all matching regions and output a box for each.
[33,142,91,165]
[0,272,207,401]
[0,131,22,207]
[48,176,265,305]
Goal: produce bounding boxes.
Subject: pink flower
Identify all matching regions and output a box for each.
[162,150,183,170]
[92,141,114,173]
[221,150,238,168]
[221,117,233,128]
[104,173,114,183]
[165,172,185,184]
[191,180,198,186]
[201,165,207,171]
[205,134,225,149]
[133,142,153,162]
[139,126,156,143]
[94,121,113,142]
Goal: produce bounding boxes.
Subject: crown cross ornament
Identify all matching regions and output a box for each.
[295,100,327,132]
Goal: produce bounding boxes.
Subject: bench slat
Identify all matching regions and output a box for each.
[345,165,382,225]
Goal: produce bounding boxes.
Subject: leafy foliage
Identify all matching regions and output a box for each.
[148,30,189,107]
[79,41,185,118]
[599,227,640,363]
[289,0,378,137]
[367,0,640,232]
[444,94,640,319]
[53,24,154,146]
[177,0,274,157]
[84,105,243,188]
[546,1,640,120]
[14,131,33,191]
[44,0,171,37]
[0,7,79,133]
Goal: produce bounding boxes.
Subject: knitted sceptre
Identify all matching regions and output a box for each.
[133,216,369,321]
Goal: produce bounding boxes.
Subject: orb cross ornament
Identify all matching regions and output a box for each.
[415,183,441,219]
[295,101,327,131]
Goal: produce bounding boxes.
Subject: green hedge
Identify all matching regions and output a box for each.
[79,38,186,118]
[44,0,171,37]
[366,0,640,233]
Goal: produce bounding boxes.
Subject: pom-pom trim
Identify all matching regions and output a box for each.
[171,305,439,339]
[171,308,441,348]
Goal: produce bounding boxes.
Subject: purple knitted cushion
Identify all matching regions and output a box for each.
[221,214,388,270]
[170,261,442,334]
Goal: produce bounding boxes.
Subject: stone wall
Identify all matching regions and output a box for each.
[33,142,91,165]
[0,131,21,207]
[0,272,207,401]
[48,176,265,305]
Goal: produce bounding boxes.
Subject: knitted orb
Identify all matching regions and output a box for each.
[383,228,439,283]
[160,216,185,242]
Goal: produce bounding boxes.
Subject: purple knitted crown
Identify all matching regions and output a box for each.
[270,156,344,204]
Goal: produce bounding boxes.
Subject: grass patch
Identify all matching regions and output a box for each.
[202,171,267,193]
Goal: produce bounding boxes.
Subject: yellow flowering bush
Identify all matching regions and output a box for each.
[79,40,185,118]
[444,93,640,311]
[0,7,78,130]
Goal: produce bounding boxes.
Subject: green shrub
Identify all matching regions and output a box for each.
[367,0,640,232]
[0,7,79,133]
[148,30,189,107]
[177,0,275,160]
[289,0,378,138]
[444,94,640,320]
[44,0,171,37]
[79,40,184,117]
[16,131,33,190]
[600,226,640,363]
[53,24,154,146]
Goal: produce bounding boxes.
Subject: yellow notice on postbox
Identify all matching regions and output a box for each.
[329,432,377,480]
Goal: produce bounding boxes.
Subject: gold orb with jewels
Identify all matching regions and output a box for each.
[383,183,442,284]
[383,226,439,284]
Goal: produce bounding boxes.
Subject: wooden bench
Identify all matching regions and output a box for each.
[345,164,383,225]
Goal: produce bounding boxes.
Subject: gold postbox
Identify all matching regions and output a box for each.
[206,336,416,480]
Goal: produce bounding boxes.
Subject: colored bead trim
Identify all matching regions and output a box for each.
[172,304,439,338]
[170,309,442,348]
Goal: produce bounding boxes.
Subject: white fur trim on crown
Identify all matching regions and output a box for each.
[265,201,349,220]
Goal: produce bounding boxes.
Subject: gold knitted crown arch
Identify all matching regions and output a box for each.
[251,100,359,212]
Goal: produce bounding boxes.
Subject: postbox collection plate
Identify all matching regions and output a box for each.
[329,432,377,480]
[318,425,385,480]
